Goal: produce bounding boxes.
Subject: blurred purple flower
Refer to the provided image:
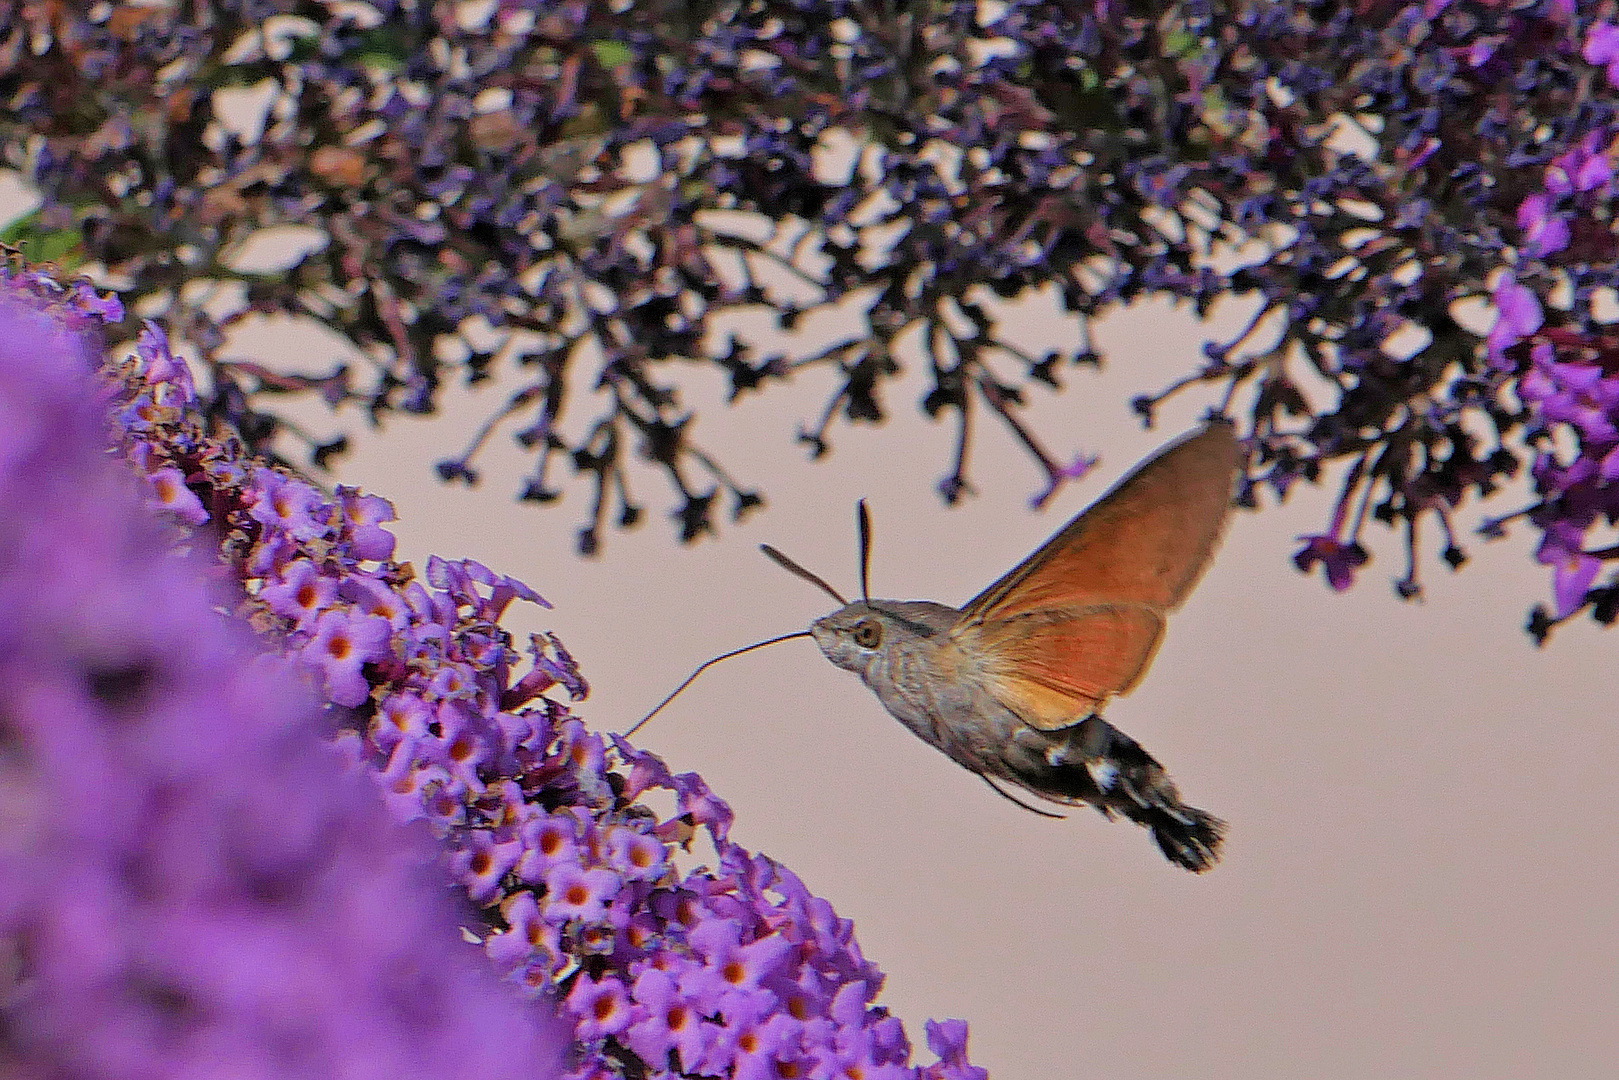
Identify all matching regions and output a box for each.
[0,288,564,1080]
[1535,522,1602,618]
[1484,275,1543,368]
[144,464,210,524]
[1516,194,1570,258]
[1583,22,1619,86]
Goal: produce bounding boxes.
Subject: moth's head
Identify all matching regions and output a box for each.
[810,602,890,673]
[811,600,954,674]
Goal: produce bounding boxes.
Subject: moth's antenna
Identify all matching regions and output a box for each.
[760,544,847,605]
[856,499,872,605]
[980,774,1067,819]
[624,630,813,738]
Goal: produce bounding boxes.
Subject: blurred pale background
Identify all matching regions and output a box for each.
[298,291,1616,1080]
[11,146,1609,1072]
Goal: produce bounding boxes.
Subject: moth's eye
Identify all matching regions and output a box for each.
[852,618,882,649]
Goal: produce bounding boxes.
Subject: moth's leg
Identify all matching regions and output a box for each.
[977,772,1065,819]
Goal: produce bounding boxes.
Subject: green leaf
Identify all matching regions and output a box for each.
[590,40,633,68]
[1162,28,1196,57]
[0,210,86,270]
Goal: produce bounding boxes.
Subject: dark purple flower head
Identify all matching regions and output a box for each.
[1029,450,1101,510]
[1293,534,1370,591]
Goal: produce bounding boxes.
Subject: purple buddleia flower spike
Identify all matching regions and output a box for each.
[0,288,565,1080]
[54,259,987,1078]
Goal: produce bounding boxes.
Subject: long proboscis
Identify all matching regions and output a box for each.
[623,630,813,738]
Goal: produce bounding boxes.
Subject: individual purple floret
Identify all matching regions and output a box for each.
[64,260,987,1079]
[1582,21,1619,87]
[1294,533,1370,593]
[0,276,564,1079]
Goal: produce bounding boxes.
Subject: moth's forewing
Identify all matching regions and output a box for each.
[951,421,1239,732]
[959,421,1239,620]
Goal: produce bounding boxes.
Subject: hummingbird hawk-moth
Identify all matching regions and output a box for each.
[631,420,1240,872]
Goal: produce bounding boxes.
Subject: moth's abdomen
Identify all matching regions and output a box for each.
[1002,716,1224,872]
